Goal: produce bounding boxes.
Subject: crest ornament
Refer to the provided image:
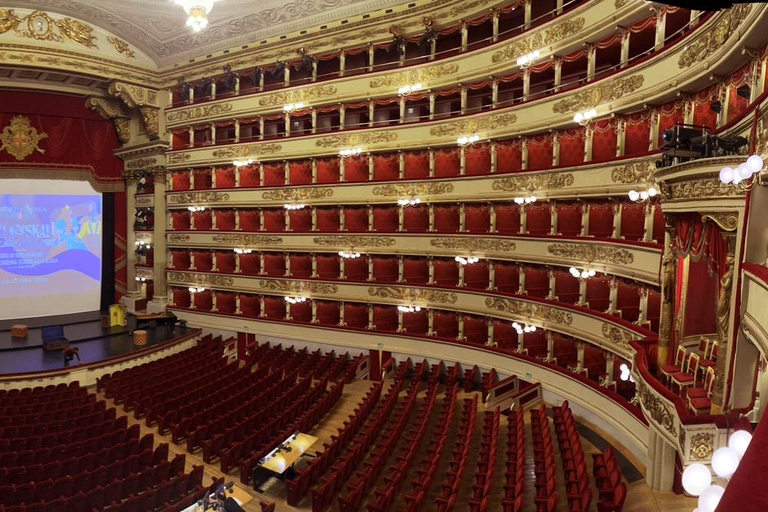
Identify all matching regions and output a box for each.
[0,116,47,161]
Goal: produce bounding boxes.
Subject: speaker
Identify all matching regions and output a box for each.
[737,85,751,99]
[710,100,722,113]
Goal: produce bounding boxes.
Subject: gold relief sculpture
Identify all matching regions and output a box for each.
[135,197,153,207]
[368,286,458,304]
[678,5,751,68]
[0,116,47,161]
[139,108,160,139]
[372,182,454,197]
[601,323,635,349]
[702,212,739,232]
[667,178,745,200]
[636,379,677,436]
[610,162,654,184]
[167,103,234,122]
[126,158,158,170]
[0,10,97,48]
[312,235,396,247]
[491,173,574,192]
[262,188,334,201]
[168,234,190,243]
[553,75,644,114]
[491,18,585,64]
[547,243,635,265]
[167,152,191,164]
[369,63,459,88]
[429,113,517,137]
[107,36,135,58]
[258,85,338,107]
[113,118,131,144]
[689,433,715,461]
[168,191,230,204]
[716,254,735,345]
[167,272,234,287]
[211,143,283,158]
[109,83,158,109]
[446,0,495,18]
[211,234,283,245]
[315,132,398,148]
[430,237,516,253]
[485,297,574,325]
[259,280,338,295]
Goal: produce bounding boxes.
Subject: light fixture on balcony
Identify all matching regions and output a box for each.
[455,256,479,265]
[397,305,422,313]
[618,363,635,383]
[233,248,253,254]
[283,102,305,112]
[457,135,480,146]
[135,277,148,282]
[397,198,421,206]
[569,267,596,279]
[397,83,422,95]
[516,50,540,69]
[573,108,597,125]
[233,158,254,167]
[285,296,307,304]
[187,206,206,212]
[284,203,306,210]
[188,286,205,293]
[134,240,151,249]
[514,196,537,204]
[512,322,537,334]
[339,251,362,259]
[339,147,363,157]
[719,154,763,188]
[174,0,221,32]
[628,185,658,202]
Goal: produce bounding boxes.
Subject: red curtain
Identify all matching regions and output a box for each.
[434,259,459,287]
[193,211,212,231]
[403,258,429,284]
[527,133,554,170]
[464,262,490,290]
[434,311,458,339]
[524,267,549,299]
[624,112,651,156]
[239,165,260,187]
[657,101,685,145]
[263,253,286,276]
[215,167,235,188]
[344,207,368,232]
[494,263,519,293]
[263,163,285,187]
[556,202,582,236]
[373,153,399,181]
[554,271,579,304]
[434,205,459,233]
[215,209,236,231]
[289,161,312,186]
[289,209,312,232]
[403,206,429,232]
[558,128,585,167]
[466,143,492,175]
[239,294,260,317]
[496,139,523,174]
[317,255,340,279]
[682,259,718,337]
[496,204,521,234]
[693,84,720,130]
[404,151,430,179]
[344,303,368,328]
[465,204,490,233]
[588,203,614,238]
[317,158,340,184]
[263,209,286,232]
[290,254,312,278]
[240,209,261,232]
[192,169,212,190]
[215,250,236,273]
[345,155,369,182]
[372,257,398,282]
[526,203,551,235]
[372,206,398,232]
[621,203,646,241]
[172,171,191,191]
[726,63,752,124]
[591,118,618,162]
[316,208,340,232]
[435,148,460,178]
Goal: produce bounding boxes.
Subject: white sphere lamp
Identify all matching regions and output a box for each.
[719,167,734,184]
[682,463,712,496]
[698,484,725,512]
[728,430,752,458]
[747,154,763,173]
[736,163,752,180]
[711,446,740,478]
[628,190,640,201]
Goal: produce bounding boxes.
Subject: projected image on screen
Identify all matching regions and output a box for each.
[0,179,102,321]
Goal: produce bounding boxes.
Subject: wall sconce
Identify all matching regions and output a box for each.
[285,296,307,304]
[570,267,596,279]
[455,256,479,265]
[619,363,635,383]
[516,50,540,69]
[233,158,254,167]
[719,154,763,188]
[397,83,422,95]
[514,196,537,204]
[233,248,253,254]
[628,185,658,202]
[573,108,597,125]
[457,135,480,146]
[397,198,421,206]
[135,277,148,282]
[339,148,363,157]
[512,322,537,334]
[284,203,306,210]
[188,206,206,212]
[397,305,422,313]
[283,102,305,112]
[188,286,205,293]
[339,251,362,259]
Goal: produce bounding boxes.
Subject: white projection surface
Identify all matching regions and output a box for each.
[0,179,103,320]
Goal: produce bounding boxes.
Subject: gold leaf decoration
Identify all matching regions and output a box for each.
[210,234,283,245]
[485,297,573,325]
[689,433,715,461]
[0,116,47,161]
[211,143,283,158]
[491,18,585,64]
[0,10,98,49]
[369,63,459,88]
[259,280,338,294]
[312,236,396,247]
[168,234,190,242]
[702,212,739,232]
[168,192,230,204]
[315,132,397,148]
[429,113,517,137]
[552,75,644,114]
[167,152,191,164]
[167,103,233,122]
[258,85,338,107]
[547,243,635,265]
[372,182,454,197]
[368,286,458,304]
[107,36,135,58]
[678,6,751,68]
[167,272,234,287]
[126,158,158,170]
[430,237,516,253]
[636,379,676,436]
[601,323,636,349]
[610,162,654,184]
[491,173,574,192]
[667,178,745,200]
[262,187,334,201]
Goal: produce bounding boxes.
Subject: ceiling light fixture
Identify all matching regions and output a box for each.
[573,108,598,125]
[174,0,220,32]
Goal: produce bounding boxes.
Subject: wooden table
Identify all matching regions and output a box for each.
[259,433,318,474]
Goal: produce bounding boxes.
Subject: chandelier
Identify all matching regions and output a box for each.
[175,0,220,32]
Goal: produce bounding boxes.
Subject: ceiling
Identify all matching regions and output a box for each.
[3,0,410,67]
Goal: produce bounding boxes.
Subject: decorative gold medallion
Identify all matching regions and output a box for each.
[0,116,47,161]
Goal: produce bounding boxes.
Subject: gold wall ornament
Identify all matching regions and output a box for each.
[168,191,230,204]
[484,297,574,325]
[126,158,158,170]
[678,5,751,68]
[372,182,454,197]
[491,173,574,192]
[0,116,48,161]
[258,85,338,107]
[547,243,635,265]
[109,82,159,108]
[262,187,334,201]
[167,103,234,122]
[113,118,131,144]
[139,108,160,140]
[552,75,644,114]
[702,212,739,232]
[312,235,396,247]
[666,178,746,200]
[689,433,715,461]
[610,162,654,184]
[168,234,190,242]
[315,132,398,148]
[636,379,677,436]
[211,143,283,158]
[210,234,283,246]
[429,112,517,137]
[368,286,458,304]
[0,10,98,49]
[369,63,459,88]
[491,17,585,64]
[259,279,338,295]
[600,323,636,349]
[430,237,516,253]
[167,272,234,287]
[107,36,135,58]
[167,152,191,164]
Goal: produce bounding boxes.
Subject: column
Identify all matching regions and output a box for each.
[638,287,650,326]
[577,277,588,306]
[259,296,266,317]
[123,177,141,312]
[259,253,266,275]
[367,44,375,72]
[491,10,500,42]
[524,0,532,29]
[428,204,435,232]
[518,266,526,294]
[458,264,466,287]
[311,159,318,184]
[311,109,318,134]
[429,92,436,120]
[188,249,195,270]
[517,330,525,353]
[550,201,558,235]
[712,238,736,414]
[339,257,346,280]
[553,57,563,93]
[397,256,404,283]
[311,207,318,231]
[486,319,494,347]
[311,253,318,278]
[259,163,265,187]
[654,9,667,51]
[284,112,291,138]
[546,331,555,362]
[552,132,561,167]
[189,208,196,230]
[259,209,265,231]
[576,342,585,372]
[604,353,615,387]
[521,138,528,170]
[367,205,374,231]
[339,50,346,77]
[619,27,630,68]
[459,85,467,115]
[367,304,375,329]
[488,262,496,290]
[428,309,435,335]
[428,257,435,285]
[457,313,465,340]
[584,123,594,162]
[490,141,497,173]
[235,292,242,315]
[340,157,346,183]
[367,256,374,281]
[340,206,346,231]
[658,222,676,367]
[522,70,531,101]
[368,101,375,128]
[649,110,660,150]
[211,251,218,272]
[643,203,655,243]
[339,301,346,326]
[234,120,240,143]
[368,154,375,181]
[148,169,168,313]
[211,166,217,189]
[234,251,241,273]
[429,148,436,177]
[617,117,626,157]
[491,79,499,108]
[235,209,241,230]
[399,96,406,124]
[612,203,622,239]
[586,43,596,82]
[311,300,318,323]
[581,203,590,236]
[459,203,466,231]
[211,293,218,313]
[547,269,557,300]
[397,309,404,332]
[519,203,527,234]
[460,22,468,52]
[339,105,346,130]
[607,278,619,315]
[398,205,405,232]
[398,151,405,179]
[489,204,497,233]
[259,117,265,140]
[284,208,291,232]
[235,165,241,187]
[284,63,290,87]
[459,145,467,175]
[187,127,194,148]
[285,253,291,277]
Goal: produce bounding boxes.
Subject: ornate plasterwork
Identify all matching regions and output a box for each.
[126,157,158,170]
[85,97,131,144]
[107,36,135,58]
[689,433,715,461]
[636,379,677,437]
[108,82,159,108]
[0,116,47,161]
[168,234,190,242]
[139,107,159,140]
[368,286,457,304]
[552,75,644,114]
[547,243,635,265]
[491,173,574,192]
[610,162,654,184]
[614,0,630,6]
[167,152,191,164]
[168,104,233,123]
[262,187,334,201]
[258,85,338,107]
[430,237,516,253]
[312,235,396,247]
[0,9,97,48]
[316,132,398,148]
[485,297,573,325]
[168,192,230,204]
[210,234,283,245]
[369,63,459,88]
[429,113,517,137]
[491,17,585,64]
[702,212,739,232]
[210,144,283,158]
[260,280,338,295]
[372,182,453,197]
[600,324,635,349]
[678,5,751,68]
[167,272,234,287]
[666,178,746,200]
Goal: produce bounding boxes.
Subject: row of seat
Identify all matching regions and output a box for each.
[531,404,559,512]
[435,394,479,511]
[552,402,592,512]
[501,408,525,512]
[466,407,501,512]
[0,383,88,411]
[591,446,627,512]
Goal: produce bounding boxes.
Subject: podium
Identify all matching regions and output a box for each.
[109,304,127,327]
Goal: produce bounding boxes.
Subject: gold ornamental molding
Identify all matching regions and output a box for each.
[210,144,283,158]
[601,323,635,349]
[168,192,230,204]
[689,433,715,461]
[610,162,654,184]
[678,5,751,68]
[0,116,47,161]
[547,243,635,265]
[666,178,746,200]
[169,234,190,242]
[0,9,97,48]
[368,286,458,304]
[262,187,334,201]
[258,85,338,107]
[210,234,284,246]
[636,379,677,437]
[491,173,574,192]
[491,17,585,64]
[315,132,398,148]
[167,152,191,164]
[430,237,516,253]
[85,97,131,144]
[429,112,517,137]
[168,104,234,123]
[552,75,644,114]
[614,0,630,6]
[702,212,739,232]
[125,157,159,171]
[372,182,454,197]
[167,272,234,287]
[259,279,339,295]
[484,297,574,326]
[108,82,159,109]
[312,235,396,247]
[107,36,135,58]
[369,63,459,88]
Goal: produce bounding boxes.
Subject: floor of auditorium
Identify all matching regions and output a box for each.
[98,378,696,512]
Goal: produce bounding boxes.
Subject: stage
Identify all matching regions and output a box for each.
[0,312,192,375]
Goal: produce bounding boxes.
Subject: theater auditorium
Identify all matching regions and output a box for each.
[1,0,768,510]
